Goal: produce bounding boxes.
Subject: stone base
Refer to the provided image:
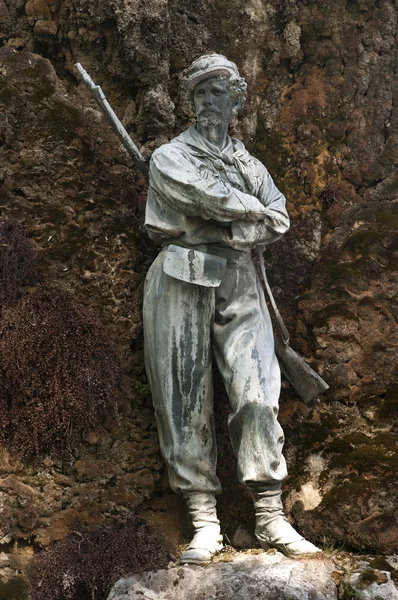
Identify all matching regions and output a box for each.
[107,552,338,600]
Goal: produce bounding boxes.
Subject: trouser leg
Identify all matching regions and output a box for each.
[212,259,287,487]
[143,253,222,496]
[213,258,320,554]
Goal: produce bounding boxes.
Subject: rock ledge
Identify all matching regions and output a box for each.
[107,552,338,600]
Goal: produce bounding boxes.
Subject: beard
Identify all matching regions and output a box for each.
[196,110,223,128]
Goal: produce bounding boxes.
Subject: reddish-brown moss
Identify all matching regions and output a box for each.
[28,517,170,600]
[0,285,123,459]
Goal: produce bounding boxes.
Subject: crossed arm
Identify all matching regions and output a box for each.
[230,166,290,249]
[149,145,290,248]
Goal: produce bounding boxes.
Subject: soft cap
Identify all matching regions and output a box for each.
[186,54,240,90]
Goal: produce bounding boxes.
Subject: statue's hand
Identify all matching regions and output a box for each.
[197,188,266,223]
[237,194,268,222]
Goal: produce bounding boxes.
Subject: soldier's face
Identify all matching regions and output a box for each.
[193,77,234,127]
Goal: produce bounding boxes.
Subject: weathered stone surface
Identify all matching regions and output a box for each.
[350,566,398,600]
[107,554,338,600]
[0,43,165,557]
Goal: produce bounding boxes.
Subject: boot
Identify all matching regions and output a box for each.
[251,484,321,555]
[180,492,223,564]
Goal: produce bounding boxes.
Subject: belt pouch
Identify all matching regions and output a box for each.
[163,244,227,287]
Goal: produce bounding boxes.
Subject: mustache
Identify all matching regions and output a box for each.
[197,107,222,116]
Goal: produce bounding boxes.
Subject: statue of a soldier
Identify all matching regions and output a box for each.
[143,54,320,563]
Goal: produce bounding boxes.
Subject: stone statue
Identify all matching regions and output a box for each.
[143,54,320,563]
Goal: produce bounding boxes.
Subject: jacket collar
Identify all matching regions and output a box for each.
[172,125,254,189]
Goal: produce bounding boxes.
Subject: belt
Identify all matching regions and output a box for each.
[160,241,252,265]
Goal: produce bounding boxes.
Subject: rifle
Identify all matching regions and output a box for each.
[74,63,329,403]
[74,63,148,176]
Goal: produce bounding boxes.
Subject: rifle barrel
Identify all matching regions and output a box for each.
[74,63,148,176]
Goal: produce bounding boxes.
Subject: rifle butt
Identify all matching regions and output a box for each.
[275,338,329,404]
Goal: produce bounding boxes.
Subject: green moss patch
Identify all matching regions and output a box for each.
[329,445,397,474]
[328,432,372,454]
[319,477,373,508]
[378,383,398,419]
[344,231,382,253]
[377,213,398,229]
[368,557,393,571]
[372,431,397,450]
[0,577,28,600]
[357,569,388,589]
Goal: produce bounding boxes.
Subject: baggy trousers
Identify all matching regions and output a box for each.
[143,247,288,495]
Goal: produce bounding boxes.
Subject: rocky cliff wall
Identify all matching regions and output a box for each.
[0,0,396,577]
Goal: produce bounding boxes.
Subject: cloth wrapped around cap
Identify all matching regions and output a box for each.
[186,54,240,90]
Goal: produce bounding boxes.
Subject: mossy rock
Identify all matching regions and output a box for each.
[329,444,397,474]
[368,557,394,571]
[312,302,358,327]
[377,213,398,229]
[254,131,294,181]
[372,431,397,450]
[378,383,398,419]
[0,48,57,103]
[319,477,374,508]
[0,577,28,600]
[299,421,331,450]
[328,433,371,454]
[343,230,382,254]
[322,257,371,283]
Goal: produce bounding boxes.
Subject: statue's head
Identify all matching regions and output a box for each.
[186,54,247,127]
